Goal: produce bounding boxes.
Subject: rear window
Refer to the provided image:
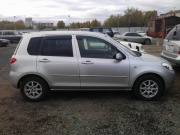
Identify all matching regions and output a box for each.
[166,25,180,40]
[27,37,42,55]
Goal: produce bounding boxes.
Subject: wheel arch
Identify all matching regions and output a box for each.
[132,73,165,91]
[123,39,128,41]
[17,74,50,89]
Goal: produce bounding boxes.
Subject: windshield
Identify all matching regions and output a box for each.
[166,25,180,41]
[106,35,139,57]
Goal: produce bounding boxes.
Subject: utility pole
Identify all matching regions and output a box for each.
[14,16,16,30]
[68,15,70,31]
[128,16,130,32]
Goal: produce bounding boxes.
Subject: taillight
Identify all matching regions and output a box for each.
[179,47,180,54]
[10,58,17,64]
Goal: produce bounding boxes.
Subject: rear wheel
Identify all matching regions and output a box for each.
[133,75,163,101]
[20,77,49,102]
[144,39,151,45]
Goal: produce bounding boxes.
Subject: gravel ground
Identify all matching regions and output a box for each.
[0,42,180,135]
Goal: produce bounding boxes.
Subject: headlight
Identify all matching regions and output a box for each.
[161,63,173,70]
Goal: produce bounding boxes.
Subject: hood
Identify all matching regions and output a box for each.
[140,53,167,62]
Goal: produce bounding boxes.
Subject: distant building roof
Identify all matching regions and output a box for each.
[148,15,180,22]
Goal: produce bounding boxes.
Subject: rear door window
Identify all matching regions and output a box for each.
[133,33,141,37]
[41,36,73,57]
[125,33,133,36]
[8,32,14,35]
[3,32,9,35]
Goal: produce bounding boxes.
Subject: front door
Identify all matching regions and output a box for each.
[75,36,130,89]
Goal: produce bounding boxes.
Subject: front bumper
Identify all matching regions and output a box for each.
[161,52,180,65]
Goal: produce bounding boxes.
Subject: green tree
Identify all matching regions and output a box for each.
[104,15,122,27]
[144,10,157,23]
[70,22,81,28]
[0,20,25,30]
[81,21,91,28]
[90,19,101,27]
[124,7,144,27]
[57,20,65,28]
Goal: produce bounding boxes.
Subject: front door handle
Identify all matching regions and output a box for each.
[38,58,51,63]
[82,60,94,64]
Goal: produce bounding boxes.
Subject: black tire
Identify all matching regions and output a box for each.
[133,75,163,101]
[20,77,49,102]
[144,39,151,45]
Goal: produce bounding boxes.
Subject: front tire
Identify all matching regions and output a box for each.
[133,75,163,101]
[20,77,49,102]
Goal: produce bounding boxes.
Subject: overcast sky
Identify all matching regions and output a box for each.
[0,0,179,25]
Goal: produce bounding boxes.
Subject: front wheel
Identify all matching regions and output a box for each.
[20,77,49,102]
[133,75,163,101]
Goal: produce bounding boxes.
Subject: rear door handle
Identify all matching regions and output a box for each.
[38,58,51,63]
[82,60,94,64]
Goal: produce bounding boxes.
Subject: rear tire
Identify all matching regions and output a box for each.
[144,39,151,45]
[20,77,49,102]
[133,75,163,101]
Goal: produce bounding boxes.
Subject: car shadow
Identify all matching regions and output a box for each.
[48,90,136,101]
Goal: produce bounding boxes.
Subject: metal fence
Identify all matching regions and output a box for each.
[111,27,148,34]
[0,27,148,33]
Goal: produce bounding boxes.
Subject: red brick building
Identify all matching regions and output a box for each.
[147,13,180,38]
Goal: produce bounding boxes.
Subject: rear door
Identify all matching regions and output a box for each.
[125,33,134,42]
[133,33,144,43]
[37,35,80,89]
[75,35,130,89]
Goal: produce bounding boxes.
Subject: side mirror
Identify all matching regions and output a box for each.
[116,53,123,60]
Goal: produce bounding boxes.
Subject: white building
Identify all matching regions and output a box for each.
[25,18,33,27]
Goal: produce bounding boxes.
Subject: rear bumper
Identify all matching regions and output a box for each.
[9,71,21,88]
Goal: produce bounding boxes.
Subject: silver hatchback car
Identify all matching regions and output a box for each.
[10,31,175,101]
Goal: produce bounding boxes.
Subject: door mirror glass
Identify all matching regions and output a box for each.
[116,53,123,60]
